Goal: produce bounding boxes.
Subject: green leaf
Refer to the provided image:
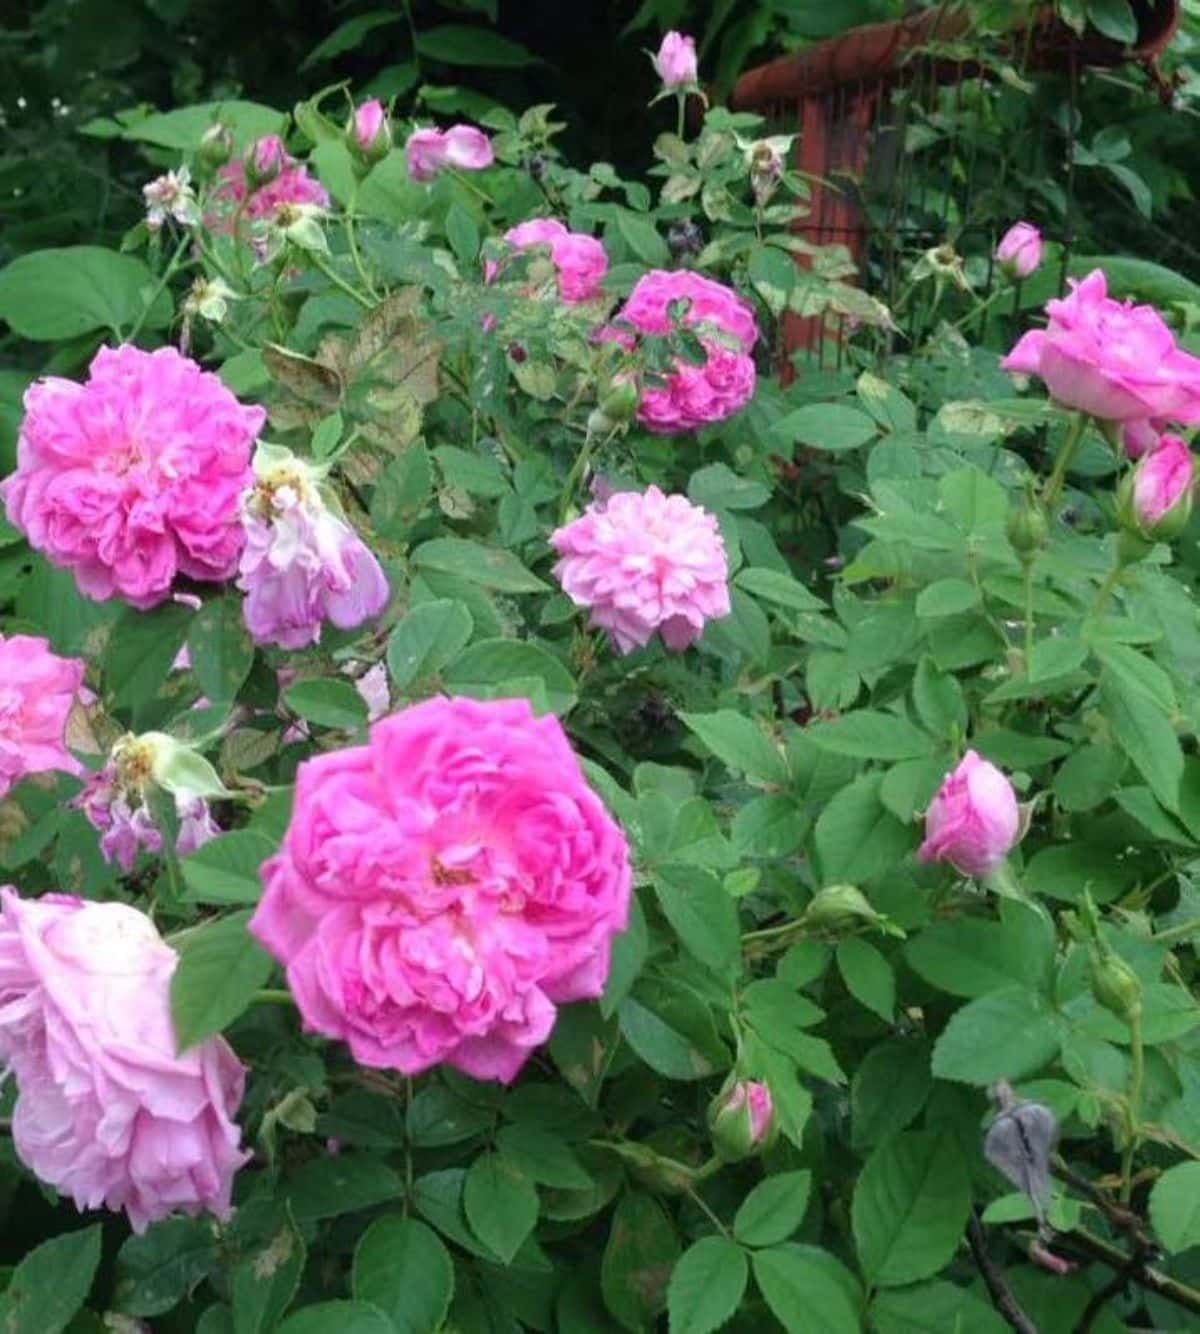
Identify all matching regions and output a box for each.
[813,773,915,884]
[1087,0,1138,43]
[938,468,1008,534]
[807,711,935,761]
[1149,1161,1200,1254]
[412,537,549,592]
[464,1152,539,1264]
[775,403,878,452]
[286,1154,406,1222]
[905,910,1054,999]
[601,1192,679,1329]
[1053,743,1126,811]
[386,599,473,687]
[932,986,1062,1084]
[302,12,402,69]
[688,463,771,511]
[852,1132,970,1287]
[181,830,273,905]
[667,1236,748,1334]
[0,246,170,340]
[416,24,537,66]
[871,1281,1008,1334]
[187,597,255,704]
[232,1209,305,1334]
[1030,634,1088,684]
[911,657,966,738]
[0,1224,101,1334]
[495,1124,594,1190]
[751,1245,861,1334]
[114,1216,219,1317]
[654,867,739,975]
[733,1171,812,1247]
[851,1039,932,1150]
[277,1303,392,1334]
[433,444,507,497]
[372,448,433,536]
[283,678,368,731]
[618,996,716,1080]
[123,100,285,150]
[353,1215,455,1333]
[915,579,979,618]
[105,602,192,727]
[735,566,826,613]
[446,202,481,267]
[1100,666,1183,811]
[679,709,789,785]
[442,638,577,715]
[837,937,895,1022]
[170,909,274,1050]
[615,208,670,266]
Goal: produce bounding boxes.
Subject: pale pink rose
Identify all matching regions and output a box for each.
[352,662,390,721]
[0,890,248,1232]
[352,99,387,151]
[1132,433,1195,532]
[1001,269,1200,423]
[550,485,730,654]
[208,136,329,229]
[405,125,493,182]
[0,635,86,800]
[496,218,608,303]
[237,464,389,650]
[653,31,698,88]
[613,269,758,432]
[1,346,263,609]
[918,750,1020,877]
[995,222,1042,280]
[249,696,632,1082]
[1122,418,1162,459]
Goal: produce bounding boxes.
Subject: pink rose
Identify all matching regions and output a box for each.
[249,696,632,1083]
[405,124,493,182]
[918,750,1020,878]
[1002,269,1200,423]
[1126,433,1195,539]
[405,128,446,182]
[496,217,608,303]
[1,345,263,608]
[0,890,248,1232]
[550,485,730,654]
[995,221,1042,280]
[353,99,386,150]
[0,634,86,800]
[709,1079,776,1160]
[613,269,758,433]
[653,31,698,88]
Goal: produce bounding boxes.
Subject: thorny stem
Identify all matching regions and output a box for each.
[447,167,495,208]
[344,182,378,301]
[686,1186,731,1240]
[558,424,618,524]
[1021,556,1036,666]
[1120,1009,1145,1205]
[1151,916,1200,946]
[1042,411,1089,511]
[675,91,686,141]
[965,1212,1037,1334]
[1088,561,1125,622]
[254,988,297,1006]
[127,231,192,344]
[308,251,374,309]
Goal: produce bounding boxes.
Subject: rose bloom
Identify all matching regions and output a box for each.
[0,889,248,1232]
[0,634,86,800]
[918,750,1020,878]
[208,135,330,227]
[995,221,1042,280]
[405,124,493,182]
[249,696,632,1082]
[2,346,263,608]
[551,485,730,654]
[1002,269,1200,423]
[613,269,758,432]
[352,98,388,153]
[1130,433,1195,536]
[498,218,608,303]
[653,30,698,88]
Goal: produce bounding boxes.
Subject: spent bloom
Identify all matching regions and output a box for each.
[209,135,330,228]
[709,1079,776,1161]
[0,889,247,1232]
[1,345,263,608]
[405,124,494,182]
[1121,433,1195,540]
[183,276,237,325]
[612,269,758,433]
[0,634,87,800]
[918,750,1021,878]
[1002,269,1200,423]
[250,696,632,1082]
[984,1082,1058,1227]
[236,443,390,649]
[653,31,699,88]
[493,218,608,303]
[551,485,730,654]
[995,221,1042,280]
[142,166,200,230]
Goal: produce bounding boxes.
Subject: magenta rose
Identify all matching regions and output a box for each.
[0,633,87,799]
[249,696,631,1082]
[0,890,248,1232]
[1002,269,1200,423]
[1124,433,1195,540]
[495,217,608,303]
[995,221,1042,280]
[918,750,1021,878]
[2,346,263,608]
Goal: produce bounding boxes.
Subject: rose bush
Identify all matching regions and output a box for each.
[1,17,1200,1334]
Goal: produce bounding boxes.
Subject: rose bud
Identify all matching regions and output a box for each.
[917,750,1020,878]
[1117,434,1195,542]
[198,122,234,170]
[995,221,1042,281]
[347,98,391,167]
[708,1078,776,1162]
[1090,948,1143,1024]
[244,134,287,189]
[652,30,698,90]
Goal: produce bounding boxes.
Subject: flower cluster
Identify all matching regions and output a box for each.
[612,269,758,432]
[405,124,494,182]
[492,218,608,303]
[551,485,730,653]
[209,134,330,226]
[0,634,87,800]
[0,889,247,1232]
[250,696,632,1082]
[236,444,390,649]
[2,345,263,608]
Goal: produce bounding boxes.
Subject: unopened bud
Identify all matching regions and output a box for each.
[244,135,286,189]
[599,375,640,422]
[198,122,234,170]
[1089,949,1142,1023]
[1116,435,1195,543]
[347,98,392,170]
[803,884,877,930]
[1007,501,1048,557]
[708,1078,776,1162]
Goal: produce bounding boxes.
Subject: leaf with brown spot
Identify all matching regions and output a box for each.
[600,1191,679,1330]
